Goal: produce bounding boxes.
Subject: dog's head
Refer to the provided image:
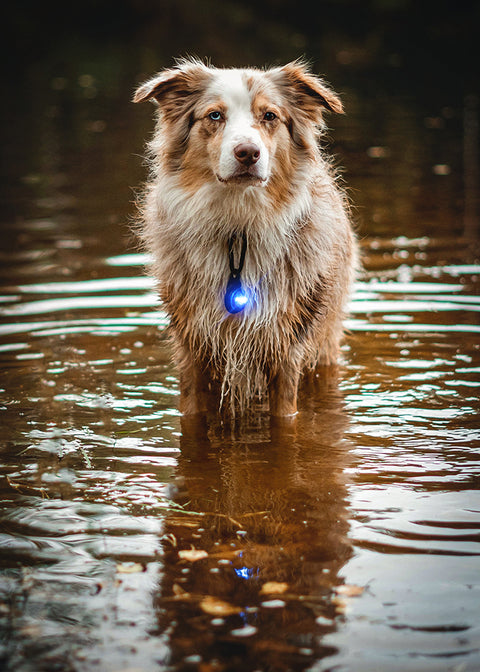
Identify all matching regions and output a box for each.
[133,59,343,191]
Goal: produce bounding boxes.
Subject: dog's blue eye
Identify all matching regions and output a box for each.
[209,111,222,121]
[263,111,277,121]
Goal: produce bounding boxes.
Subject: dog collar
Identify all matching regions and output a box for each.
[224,232,249,314]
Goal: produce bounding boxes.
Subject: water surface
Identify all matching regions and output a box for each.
[1,44,480,672]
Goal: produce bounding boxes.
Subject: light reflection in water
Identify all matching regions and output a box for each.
[151,395,353,670]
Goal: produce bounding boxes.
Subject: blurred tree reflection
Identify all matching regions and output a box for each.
[5,0,479,97]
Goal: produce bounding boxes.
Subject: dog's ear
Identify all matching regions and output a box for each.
[133,60,211,108]
[273,61,344,119]
[133,69,181,104]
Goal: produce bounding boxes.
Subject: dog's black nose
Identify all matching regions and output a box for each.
[234,143,261,166]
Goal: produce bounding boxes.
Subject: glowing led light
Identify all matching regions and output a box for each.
[233,292,248,308]
[224,275,249,314]
[225,232,250,314]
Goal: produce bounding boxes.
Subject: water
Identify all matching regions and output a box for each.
[1,41,480,672]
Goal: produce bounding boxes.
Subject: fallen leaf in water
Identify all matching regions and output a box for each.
[116,562,144,574]
[209,549,241,560]
[173,583,189,597]
[200,596,241,616]
[335,584,364,597]
[260,581,289,595]
[178,548,208,562]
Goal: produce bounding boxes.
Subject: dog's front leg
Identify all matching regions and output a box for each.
[176,346,210,416]
[269,364,300,417]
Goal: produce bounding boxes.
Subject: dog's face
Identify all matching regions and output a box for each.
[134,60,343,192]
[189,68,280,186]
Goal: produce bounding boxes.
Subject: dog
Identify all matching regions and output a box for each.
[133,59,357,417]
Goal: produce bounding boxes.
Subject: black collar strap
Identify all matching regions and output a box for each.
[225,233,249,314]
[228,232,247,278]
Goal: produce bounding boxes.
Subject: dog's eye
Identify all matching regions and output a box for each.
[263,111,277,122]
[208,111,223,121]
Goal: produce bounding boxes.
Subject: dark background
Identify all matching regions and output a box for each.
[5,0,479,92]
[1,0,479,243]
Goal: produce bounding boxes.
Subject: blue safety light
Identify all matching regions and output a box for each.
[224,275,249,314]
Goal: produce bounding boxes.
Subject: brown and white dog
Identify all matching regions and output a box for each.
[133,59,356,417]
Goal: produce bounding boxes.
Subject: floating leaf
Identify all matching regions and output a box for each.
[172,583,189,597]
[260,581,289,595]
[209,549,241,560]
[178,548,208,562]
[200,596,241,616]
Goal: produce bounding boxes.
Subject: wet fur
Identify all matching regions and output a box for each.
[133,59,357,417]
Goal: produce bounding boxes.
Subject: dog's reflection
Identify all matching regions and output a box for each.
[155,377,353,671]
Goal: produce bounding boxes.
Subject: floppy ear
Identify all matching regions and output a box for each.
[133,69,181,104]
[274,61,344,118]
[132,60,211,109]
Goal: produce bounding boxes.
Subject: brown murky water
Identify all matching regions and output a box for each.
[1,51,480,672]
